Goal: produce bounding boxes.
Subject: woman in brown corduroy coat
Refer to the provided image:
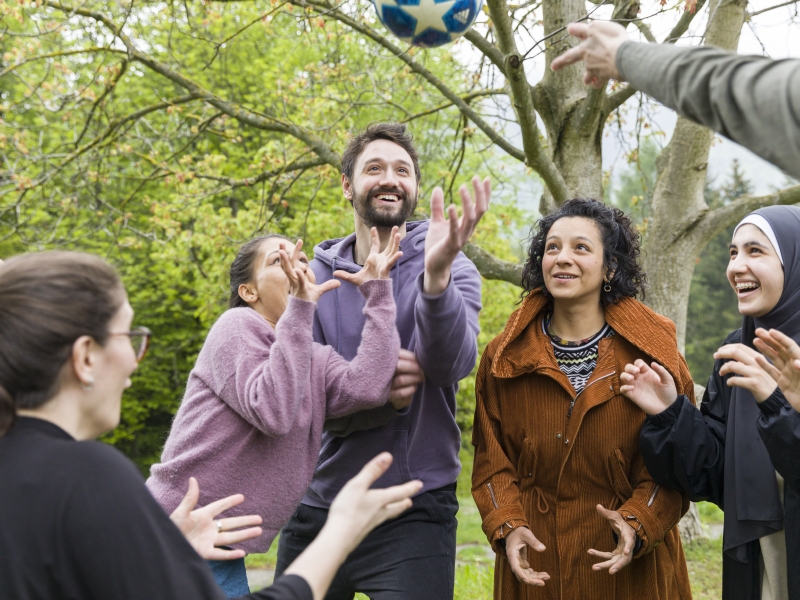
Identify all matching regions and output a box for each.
[472,199,694,600]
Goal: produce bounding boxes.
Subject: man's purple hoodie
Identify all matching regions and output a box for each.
[302,220,482,508]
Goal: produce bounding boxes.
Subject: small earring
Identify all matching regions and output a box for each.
[82,378,95,391]
[603,282,612,293]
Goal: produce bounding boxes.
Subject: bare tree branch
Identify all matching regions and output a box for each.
[0,47,126,78]
[44,1,344,170]
[463,242,523,286]
[749,0,798,18]
[699,184,800,237]
[401,89,507,124]
[485,0,569,203]
[290,0,529,165]
[464,29,506,75]
[193,157,329,189]
[662,0,709,43]
[604,84,637,114]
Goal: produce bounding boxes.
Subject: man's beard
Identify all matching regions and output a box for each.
[352,185,418,228]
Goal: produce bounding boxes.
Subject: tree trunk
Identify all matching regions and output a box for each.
[643,0,748,543]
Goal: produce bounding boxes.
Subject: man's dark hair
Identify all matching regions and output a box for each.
[521,198,647,305]
[341,122,421,184]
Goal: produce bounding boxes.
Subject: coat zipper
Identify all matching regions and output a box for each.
[647,484,660,507]
[567,371,616,419]
[486,482,513,537]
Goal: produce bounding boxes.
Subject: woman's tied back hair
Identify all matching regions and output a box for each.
[521,198,647,305]
[0,251,125,436]
[229,234,292,309]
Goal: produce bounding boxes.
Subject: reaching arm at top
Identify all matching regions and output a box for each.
[550,21,800,179]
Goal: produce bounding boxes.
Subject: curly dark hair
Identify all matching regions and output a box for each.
[521,198,646,305]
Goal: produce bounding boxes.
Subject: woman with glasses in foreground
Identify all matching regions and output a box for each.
[0,251,420,600]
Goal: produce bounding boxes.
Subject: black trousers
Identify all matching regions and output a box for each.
[275,485,458,600]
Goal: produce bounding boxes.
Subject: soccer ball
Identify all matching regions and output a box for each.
[372,0,484,48]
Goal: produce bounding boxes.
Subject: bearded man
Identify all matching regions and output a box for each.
[275,122,489,600]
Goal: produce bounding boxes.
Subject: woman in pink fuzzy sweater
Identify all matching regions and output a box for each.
[147,229,402,595]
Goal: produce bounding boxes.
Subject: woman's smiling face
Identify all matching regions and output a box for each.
[727,223,784,317]
[541,216,607,305]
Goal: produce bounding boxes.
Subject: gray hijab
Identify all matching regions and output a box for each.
[724,205,800,562]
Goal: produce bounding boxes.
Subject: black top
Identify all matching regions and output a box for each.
[639,329,800,600]
[0,417,312,600]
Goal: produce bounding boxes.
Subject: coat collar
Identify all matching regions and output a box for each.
[491,289,682,381]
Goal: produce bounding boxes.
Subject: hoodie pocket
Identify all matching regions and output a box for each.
[607,448,635,505]
[309,430,412,500]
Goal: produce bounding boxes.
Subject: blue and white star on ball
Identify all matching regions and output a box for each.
[372,0,483,48]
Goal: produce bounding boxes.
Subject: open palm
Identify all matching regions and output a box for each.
[335,227,402,286]
[280,239,340,303]
[619,359,677,415]
[423,176,490,294]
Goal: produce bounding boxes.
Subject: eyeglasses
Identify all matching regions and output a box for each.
[109,326,152,362]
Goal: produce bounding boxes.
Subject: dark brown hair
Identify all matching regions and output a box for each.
[0,251,125,435]
[340,122,421,184]
[229,234,291,309]
[521,198,647,305]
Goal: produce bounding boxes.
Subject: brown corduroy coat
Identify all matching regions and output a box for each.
[472,291,695,600]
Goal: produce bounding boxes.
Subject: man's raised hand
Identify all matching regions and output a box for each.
[550,21,630,88]
[423,176,490,295]
[335,227,403,287]
[280,240,340,303]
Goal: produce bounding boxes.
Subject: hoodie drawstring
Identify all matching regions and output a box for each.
[331,256,342,355]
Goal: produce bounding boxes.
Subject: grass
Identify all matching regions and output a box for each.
[246,448,724,599]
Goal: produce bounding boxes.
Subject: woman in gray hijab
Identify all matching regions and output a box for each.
[618,205,800,600]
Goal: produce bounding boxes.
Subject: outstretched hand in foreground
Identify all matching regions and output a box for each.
[505,526,550,586]
[754,327,800,411]
[550,21,630,88]
[588,504,636,574]
[423,176,490,295]
[619,359,678,415]
[170,477,263,560]
[280,239,340,303]
[335,226,403,286]
[284,453,422,600]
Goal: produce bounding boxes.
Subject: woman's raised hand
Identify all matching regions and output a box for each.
[280,240,340,303]
[714,343,778,403]
[334,227,403,286]
[619,359,678,415]
[505,527,550,587]
[754,327,800,411]
[588,504,636,574]
[170,477,263,561]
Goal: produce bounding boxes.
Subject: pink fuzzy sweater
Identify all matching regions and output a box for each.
[146,279,398,553]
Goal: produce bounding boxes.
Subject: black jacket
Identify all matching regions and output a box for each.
[639,329,800,600]
[0,417,312,600]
